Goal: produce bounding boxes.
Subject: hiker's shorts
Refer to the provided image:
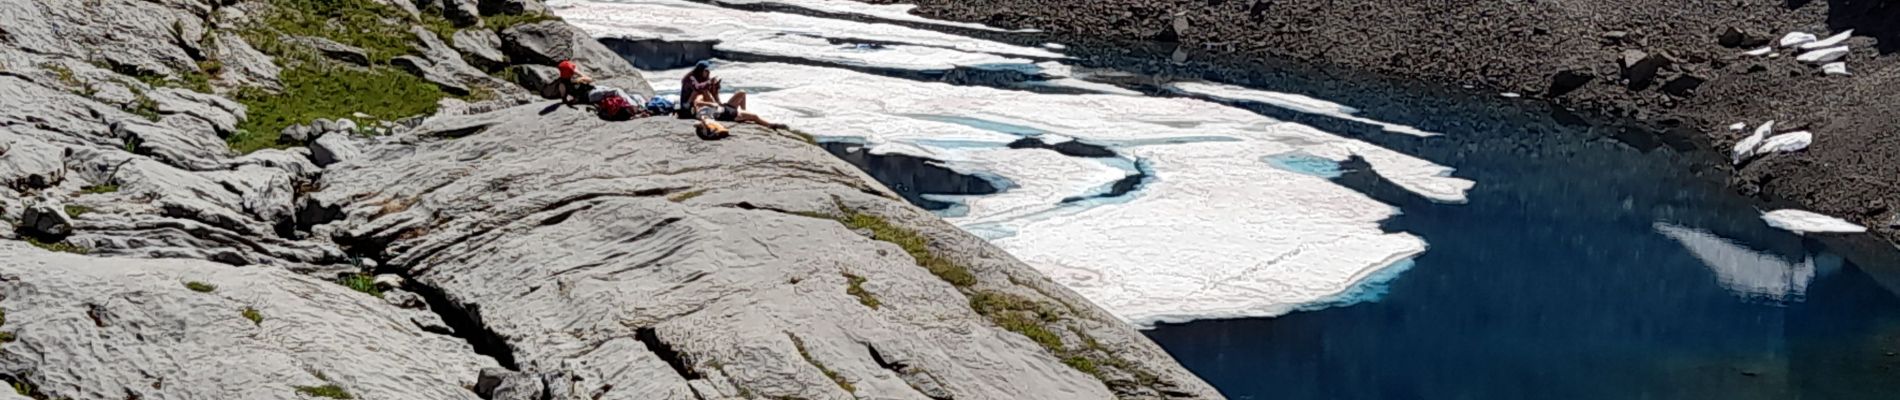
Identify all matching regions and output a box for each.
[697,105,739,122]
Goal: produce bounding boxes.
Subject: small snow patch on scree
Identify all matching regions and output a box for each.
[1763,209,1866,234]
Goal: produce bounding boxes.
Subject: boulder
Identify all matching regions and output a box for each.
[452,28,509,69]
[474,368,545,400]
[507,64,559,96]
[281,124,315,143]
[286,35,371,66]
[1659,74,1707,97]
[500,21,652,95]
[392,55,474,96]
[310,133,366,168]
[213,32,283,91]
[1718,27,1768,48]
[442,0,483,28]
[480,0,547,15]
[1546,69,1594,97]
[332,118,358,134]
[0,242,497,400]
[1619,49,1671,88]
[21,199,75,237]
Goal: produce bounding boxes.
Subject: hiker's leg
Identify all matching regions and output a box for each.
[735,110,786,129]
[692,92,721,109]
[727,90,748,110]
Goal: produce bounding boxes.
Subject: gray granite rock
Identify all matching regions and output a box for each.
[20,198,74,237]
[500,21,653,96]
[442,0,484,28]
[480,0,547,16]
[0,241,497,400]
[310,133,366,168]
[287,35,372,66]
[453,28,510,69]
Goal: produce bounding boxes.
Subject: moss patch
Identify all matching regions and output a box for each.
[185,281,218,293]
[294,384,353,399]
[81,184,120,194]
[337,274,383,298]
[483,12,560,29]
[843,273,879,309]
[62,205,90,218]
[25,238,88,254]
[667,189,708,203]
[825,207,976,287]
[788,333,853,393]
[242,306,264,326]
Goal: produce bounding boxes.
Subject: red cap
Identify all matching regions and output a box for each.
[557,60,578,79]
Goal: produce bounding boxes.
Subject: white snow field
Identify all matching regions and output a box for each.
[561,0,1474,326]
[1655,223,1820,301]
[553,0,1059,72]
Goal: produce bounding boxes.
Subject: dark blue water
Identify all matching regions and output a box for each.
[1138,65,1900,400]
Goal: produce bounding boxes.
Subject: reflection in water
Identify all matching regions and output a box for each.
[1655,222,1824,302]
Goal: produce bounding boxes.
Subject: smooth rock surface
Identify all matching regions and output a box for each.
[310,104,1219,399]
[500,21,653,94]
[0,241,497,400]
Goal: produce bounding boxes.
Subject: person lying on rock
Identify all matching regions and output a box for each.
[690,90,786,139]
[679,60,750,118]
[550,60,657,121]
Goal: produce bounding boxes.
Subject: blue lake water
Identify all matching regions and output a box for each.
[1139,66,1900,399]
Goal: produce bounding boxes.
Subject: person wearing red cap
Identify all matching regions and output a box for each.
[544,60,595,106]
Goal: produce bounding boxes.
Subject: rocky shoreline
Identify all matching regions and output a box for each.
[867,0,1900,243]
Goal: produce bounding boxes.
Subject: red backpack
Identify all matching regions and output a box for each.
[596,94,635,121]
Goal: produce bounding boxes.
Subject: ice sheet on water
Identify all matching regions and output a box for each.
[709,0,1038,32]
[674,62,1466,325]
[574,0,1475,325]
[557,0,1060,73]
[1168,81,1442,138]
[1763,209,1867,234]
[1264,151,1345,178]
[1655,223,1814,301]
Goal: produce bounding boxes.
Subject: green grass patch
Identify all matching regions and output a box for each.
[25,238,88,254]
[337,274,383,298]
[10,381,31,397]
[788,333,853,393]
[81,184,120,194]
[44,63,80,88]
[1061,356,1099,376]
[294,384,353,399]
[667,189,707,203]
[230,63,443,154]
[242,307,263,326]
[483,12,560,29]
[260,0,422,63]
[843,273,879,309]
[62,205,90,218]
[828,207,976,287]
[185,281,217,293]
[0,331,13,343]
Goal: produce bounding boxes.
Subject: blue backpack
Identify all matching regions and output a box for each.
[645,96,676,116]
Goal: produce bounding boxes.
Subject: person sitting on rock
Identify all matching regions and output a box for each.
[691,90,785,139]
[547,60,592,104]
[679,60,749,118]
